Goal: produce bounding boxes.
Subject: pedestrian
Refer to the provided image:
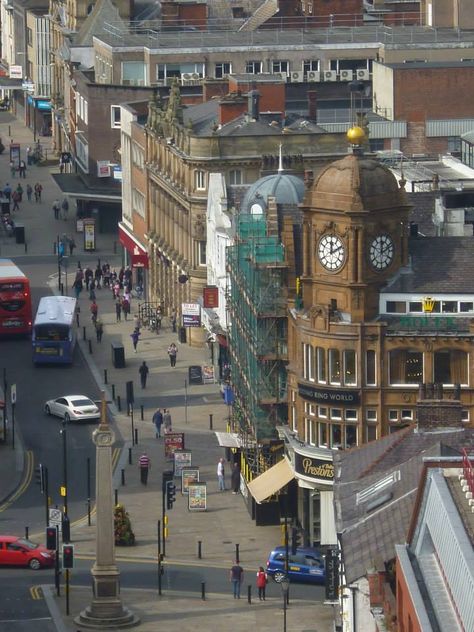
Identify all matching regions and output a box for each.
[18,160,26,178]
[131,328,140,353]
[139,360,149,388]
[3,183,11,200]
[61,197,69,220]
[138,452,151,485]
[90,300,98,323]
[122,295,130,320]
[94,264,102,289]
[217,457,225,491]
[52,199,60,219]
[256,567,268,601]
[68,236,76,256]
[89,279,96,301]
[10,161,16,178]
[26,183,33,201]
[133,314,141,331]
[231,463,241,494]
[84,266,93,290]
[230,561,244,599]
[15,183,23,201]
[26,146,32,165]
[115,297,122,322]
[103,263,111,288]
[153,408,163,438]
[11,190,20,211]
[34,182,42,202]
[163,409,172,434]
[113,280,121,299]
[95,318,103,342]
[72,278,83,299]
[167,342,178,367]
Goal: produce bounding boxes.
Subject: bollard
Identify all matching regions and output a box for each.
[76,313,79,327]
[88,340,92,354]
[121,468,125,486]
[114,489,118,506]
[112,384,116,400]
[134,428,138,445]
[83,326,86,341]
[201,582,206,601]
[235,543,240,564]
[140,405,144,421]
[117,395,121,411]
[25,526,29,539]
[197,540,202,559]
[104,369,108,384]
[247,585,252,604]
[209,414,213,430]
[128,447,132,465]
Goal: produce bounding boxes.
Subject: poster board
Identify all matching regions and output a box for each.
[188,482,207,511]
[181,467,199,494]
[83,219,96,251]
[174,450,192,477]
[202,365,215,384]
[164,432,185,460]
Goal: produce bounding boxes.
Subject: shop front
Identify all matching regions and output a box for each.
[26,96,52,139]
[118,223,149,297]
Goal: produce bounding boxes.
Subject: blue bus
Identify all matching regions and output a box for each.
[32,296,77,365]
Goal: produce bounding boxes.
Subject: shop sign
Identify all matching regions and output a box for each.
[298,383,360,405]
[182,303,201,327]
[9,65,23,79]
[203,285,219,308]
[294,452,334,482]
[398,316,459,331]
[131,245,148,268]
[325,548,339,601]
[97,160,110,178]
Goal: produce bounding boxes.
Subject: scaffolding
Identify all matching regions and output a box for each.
[226,212,288,456]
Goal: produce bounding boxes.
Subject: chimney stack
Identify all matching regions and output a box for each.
[248,90,259,120]
[308,90,317,122]
[416,382,463,431]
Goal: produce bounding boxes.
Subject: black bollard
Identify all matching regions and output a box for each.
[134,428,138,445]
[104,369,108,384]
[209,414,213,430]
[83,326,86,341]
[197,540,202,559]
[140,405,144,420]
[235,543,240,564]
[128,447,132,465]
[88,340,92,354]
[25,526,29,539]
[201,582,206,601]
[112,384,116,400]
[117,395,121,411]
[247,585,251,604]
[114,489,118,506]
[121,468,125,486]
[76,312,79,327]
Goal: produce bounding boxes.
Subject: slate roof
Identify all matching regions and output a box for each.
[386,237,474,293]
[333,425,474,583]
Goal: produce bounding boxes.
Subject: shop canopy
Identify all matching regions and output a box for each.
[247,457,294,504]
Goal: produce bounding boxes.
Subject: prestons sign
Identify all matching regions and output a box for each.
[298,383,360,405]
[295,452,334,482]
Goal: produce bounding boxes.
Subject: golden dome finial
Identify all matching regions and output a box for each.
[347,125,366,146]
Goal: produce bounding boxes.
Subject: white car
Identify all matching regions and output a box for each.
[44,395,100,422]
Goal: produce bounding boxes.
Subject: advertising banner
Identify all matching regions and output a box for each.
[202,365,215,384]
[188,482,207,511]
[174,450,192,477]
[182,303,201,328]
[203,285,218,308]
[164,432,185,460]
[83,219,96,251]
[181,467,199,494]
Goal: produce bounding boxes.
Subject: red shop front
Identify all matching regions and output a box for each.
[118,224,148,296]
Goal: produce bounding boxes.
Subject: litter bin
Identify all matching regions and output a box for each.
[111,342,125,368]
[0,198,10,214]
[15,224,25,244]
[179,326,187,344]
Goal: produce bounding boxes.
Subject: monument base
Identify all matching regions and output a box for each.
[75,600,139,629]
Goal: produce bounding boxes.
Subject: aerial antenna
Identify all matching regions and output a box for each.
[278,143,283,173]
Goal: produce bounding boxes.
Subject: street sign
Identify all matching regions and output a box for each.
[10,384,16,404]
[22,81,34,93]
[49,508,62,533]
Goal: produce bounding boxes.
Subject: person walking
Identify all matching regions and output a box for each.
[95,318,103,342]
[139,360,149,388]
[256,567,268,601]
[167,342,178,367]
[133,314,141,332]
[10,161,16,178]
[68,236,76,256]
[52,199,60,219]
[11,190,20,211]
[26,183,33,202]
[94,265,102,289]
[131,328,140,353]
[153,408,163,438]
[3,183,11,201]
[122,295,130,320]
[138,452,151,485]
[230,561,244,599]
[89,279,96,301]
[231,463,241,494]
[61,197,69,220]
[72,278,83,299]
[163,409,172,434]
[15,183,23,201]
[18,160,26,178]
[34,182,42,202]
[217,458,225,491]
[90,300,98,324]
[115,297,122,322]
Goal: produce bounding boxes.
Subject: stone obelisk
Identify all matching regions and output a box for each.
[75,393,139,628]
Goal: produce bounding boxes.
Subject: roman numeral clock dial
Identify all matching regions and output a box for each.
[369,234,394,270]
[318,234,346,271]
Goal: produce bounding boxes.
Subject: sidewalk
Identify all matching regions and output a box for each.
[0,113,335,631]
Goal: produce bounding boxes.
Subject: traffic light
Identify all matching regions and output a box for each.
[166,481,176,510]
[291,527,301,555]
[46,527,57,550]
[62,544,74,569]
[35,464,45,494]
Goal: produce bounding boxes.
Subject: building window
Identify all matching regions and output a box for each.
[215,62,231,79]
[366,350,376,386]
[317,347,326,383]
[409,301,423,312]
[401,409,413,421]
[329,349,341,385]
[303,343,314,381]
[366,425,377,442]
[442,301,457,313]
[303,59,319,72]
[345,425,357,448]
[245,61,263,74]
[345,409,357,421]
[388,409,398,422]
[271,61,289,74]
[122,61,145,85]
[132,188,145,217]
[343,350,356,385]
[27,27,33,46]
[460,301,474,312]
[111,105,121,129]
[197,241,207,266]
[319,422,328,446]
[331,424,342,448]
[305,418,317,446]
[366,409,377,421]
[194,170,206,190]
[291,390,297,431]
[386,301,406,313]
[229,169,243,185]
[433,350,468,385]
[331,408,342,420]
[318,406,327,418]
[132,142,144,169]
[462,410,470,423]
[389,350,423,385]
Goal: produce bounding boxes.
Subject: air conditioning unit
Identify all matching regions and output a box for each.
[181,73,193,82]
[307,71,320,82]
[339,70,353,81]
[356,68,370,80]
[290,71,304,83]
[324,70,337,82]
[191,72,200,80]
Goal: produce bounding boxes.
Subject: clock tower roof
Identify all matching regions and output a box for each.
[306,153,407,214]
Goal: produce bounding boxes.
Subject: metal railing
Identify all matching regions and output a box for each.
[462,448,474,496]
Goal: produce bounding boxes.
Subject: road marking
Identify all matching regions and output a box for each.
[0,450,34,512]
[30,586,43,600]
[74,553,230,569]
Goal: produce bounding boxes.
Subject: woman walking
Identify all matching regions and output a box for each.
[256,567,268,601]
[131,328,140,353]
[167,342,178,367]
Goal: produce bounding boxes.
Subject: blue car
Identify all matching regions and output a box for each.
[266,546,325,584]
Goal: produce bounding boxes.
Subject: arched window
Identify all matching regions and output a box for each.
[433,349,468,385]
[389,349,423,385]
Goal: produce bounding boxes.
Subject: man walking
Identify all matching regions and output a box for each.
[138,452,151,485]
[153,408,163,438]
[139,360,149,388]
[163,409,172,434]
[230,561,244,599]
[217,458,225,491]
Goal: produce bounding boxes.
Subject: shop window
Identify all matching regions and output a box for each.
[366,425,377,442]
[460,301,473,313]
[331,408,342,420]
[389,350,423,385]
[318,422,328,447]
[329,349,341,385]
[433,349,467,385]
[366,409,377,421]
[386,301,406,313]
[345,425,357,448]
[331,424,342,448]
[409,301,423,312]
[366,350,376,386]
[343,350,356,385]
[345,409,357,421]
[388,409,398,422]
[317,347,326,383]
[318,406,327,418]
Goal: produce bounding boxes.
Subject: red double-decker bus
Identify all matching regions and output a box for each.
[0,259,32,335]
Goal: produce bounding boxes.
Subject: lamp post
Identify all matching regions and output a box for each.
[280,575,289,632]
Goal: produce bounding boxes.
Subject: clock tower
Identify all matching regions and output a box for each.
[301,128,411,323]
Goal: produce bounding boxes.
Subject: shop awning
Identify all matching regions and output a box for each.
[51,174,122,201]
[247,457,294,504]
[118,224,148,268]
[214,432,241,448]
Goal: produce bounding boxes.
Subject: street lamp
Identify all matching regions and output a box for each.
[280,575,290,632]
[60,419,70,542]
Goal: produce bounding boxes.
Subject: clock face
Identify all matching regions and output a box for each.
[318,234,346,271]
[250,203,263,215]
[369,234,394,270]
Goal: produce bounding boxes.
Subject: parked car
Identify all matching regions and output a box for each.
[266,546,325,584]
[0,536,55,570]
[44,394,100,422]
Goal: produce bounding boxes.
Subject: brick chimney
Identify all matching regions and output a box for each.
[218,93,247,126]
[248,90,260,120]
[416,383,463,430]
[308,90,317,122]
